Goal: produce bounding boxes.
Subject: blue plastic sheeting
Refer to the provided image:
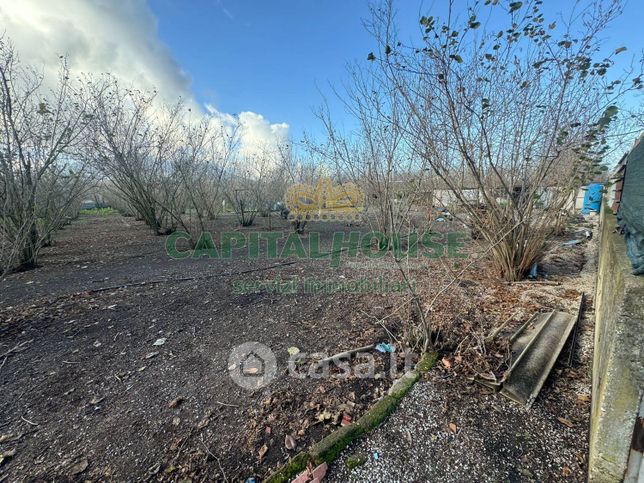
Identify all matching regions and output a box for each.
[582,183,603,214]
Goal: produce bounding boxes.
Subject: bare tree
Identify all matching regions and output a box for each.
[276,142,324,233]
[223,149,277,227]
[35,163,92,247]
[0,38,94,275]
[366,0,642,281]
[175,115,239,235]
[89,80,187,235]
[311,68,427,248]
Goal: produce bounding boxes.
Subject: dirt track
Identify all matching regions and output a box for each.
[0,214,400,481]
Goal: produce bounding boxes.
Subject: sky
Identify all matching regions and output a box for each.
[147,0,400,141]
[1,0,642,147]
[150,0,643,141]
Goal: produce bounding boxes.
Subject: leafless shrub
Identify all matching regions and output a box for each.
[276,142,325,233]
[175,115,238,234]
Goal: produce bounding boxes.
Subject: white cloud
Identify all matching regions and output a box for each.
[0,0,190,102]
[238,111,289,157]
[206,104,289,159]
[0,0,288,151]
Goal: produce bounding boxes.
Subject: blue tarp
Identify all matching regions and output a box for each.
[582,183,603,214]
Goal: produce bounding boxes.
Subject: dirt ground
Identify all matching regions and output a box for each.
[0,212,597,481]
[0,213,412,481]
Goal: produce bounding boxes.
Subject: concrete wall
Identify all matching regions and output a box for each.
[589,204,644,482]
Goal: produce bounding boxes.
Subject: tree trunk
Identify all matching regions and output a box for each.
[19,224,39,270]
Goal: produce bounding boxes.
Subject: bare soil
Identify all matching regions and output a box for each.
[0,214,408,481]
[0,212,597,482]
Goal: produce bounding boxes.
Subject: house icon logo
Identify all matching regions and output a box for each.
[228,342,277,389]
[241,350,266,376]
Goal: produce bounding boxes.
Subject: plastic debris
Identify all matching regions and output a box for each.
[152,338,166,346]
[373,451,379,461]
[562,239,581,246]
[528,263,538,279]
[375,342,395,353]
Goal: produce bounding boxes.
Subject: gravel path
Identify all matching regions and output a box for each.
[328,371,589,482]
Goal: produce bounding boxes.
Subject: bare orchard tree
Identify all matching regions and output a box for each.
[35,163,93,247]
[367,0,642,281]
[223,149,275,227]
[174,115,239,235]
[0,38,93,275]
[275,142,323,233]
[89,79,187,235]
[310,64,428,249]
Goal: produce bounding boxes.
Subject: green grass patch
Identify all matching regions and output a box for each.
[79,207,118,216]
[265,452,310,483]
[416,351,439,373]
